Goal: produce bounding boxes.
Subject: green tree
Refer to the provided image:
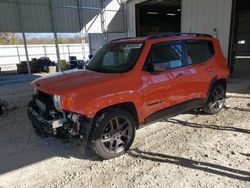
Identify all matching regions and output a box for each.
[0,33,18,45]
[57,36,67,44]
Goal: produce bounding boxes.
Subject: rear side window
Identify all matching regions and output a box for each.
[186,40,215,65]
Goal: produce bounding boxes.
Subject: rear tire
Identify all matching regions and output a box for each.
[203,83,226,114]
[89,109,136,159]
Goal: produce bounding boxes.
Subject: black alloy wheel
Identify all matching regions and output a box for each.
[101,116,133,154]
[90,110,136,159]
[204,83,226,114]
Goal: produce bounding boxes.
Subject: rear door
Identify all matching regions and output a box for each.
[183,40,216,100]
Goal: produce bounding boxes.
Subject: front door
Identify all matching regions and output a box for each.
[141,41,187,119]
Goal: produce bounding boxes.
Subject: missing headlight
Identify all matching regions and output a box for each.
[33,88,38,95]
[53,95,62,111]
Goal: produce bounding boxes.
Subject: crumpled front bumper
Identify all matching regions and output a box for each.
[27,101,56,136]
[27,101,93,146]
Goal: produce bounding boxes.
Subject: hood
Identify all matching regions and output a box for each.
[32,69,123,95]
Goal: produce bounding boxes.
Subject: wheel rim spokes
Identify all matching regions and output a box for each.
[212,88,225,110]
[101,116,132,154]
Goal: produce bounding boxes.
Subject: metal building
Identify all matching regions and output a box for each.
[0,0,126,73]
[0,0,249,75]
[124,0,250,76]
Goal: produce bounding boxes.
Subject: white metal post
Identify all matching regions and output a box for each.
[67,45,70,57]
[100,0,108,44]
[82,36,86,61]
[50,0,61,71]
[123,0,128,37]
[16,0,31,74]
[53,32,61,71]
[16,46,21,63]
[77,0,85,60]
[88,33,93,56]
[22,33,31,74]
[43,46,47,57]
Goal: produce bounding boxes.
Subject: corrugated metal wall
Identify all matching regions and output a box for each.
[0,0,125,33]
[181,0,232,57]
[126,0,147,37]
[0,0,233,57]
[54,0,80,32]
[84,0,125,33]
[126,0,232,57]
[89,32,127,55]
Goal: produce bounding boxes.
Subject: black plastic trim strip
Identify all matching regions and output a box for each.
[139,98,206,129]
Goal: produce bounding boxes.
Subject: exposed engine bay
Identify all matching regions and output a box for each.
[27,89,92,144]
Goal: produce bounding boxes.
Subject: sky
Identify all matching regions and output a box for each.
[25,33,82,39]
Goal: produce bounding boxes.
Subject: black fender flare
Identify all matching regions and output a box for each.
[79,116,94,148]
[206,76,218,101]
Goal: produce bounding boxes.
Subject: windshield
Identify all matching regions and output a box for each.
[86,42,143,73]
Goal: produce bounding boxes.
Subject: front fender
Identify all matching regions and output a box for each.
[81,91,144,123]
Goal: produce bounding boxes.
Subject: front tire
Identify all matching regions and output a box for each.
[90,109,136,159]
[204,83,226,114]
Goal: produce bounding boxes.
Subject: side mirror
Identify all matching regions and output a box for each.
[88,54,93,60]
[153,63,169,72]
[146,61,169,73]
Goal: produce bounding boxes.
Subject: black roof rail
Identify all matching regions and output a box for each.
[111,37,141,42]
[148,32,213,39]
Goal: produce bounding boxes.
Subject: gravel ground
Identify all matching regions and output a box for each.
[0,74,249,188]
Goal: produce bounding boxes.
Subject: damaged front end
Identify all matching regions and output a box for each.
[27,89,92,145]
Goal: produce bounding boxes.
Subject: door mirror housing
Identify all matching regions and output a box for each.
[146,62,166,73]
[152,61,182,72]
[152,62,170,72]
[145,60,173,73]
[153,63,165,72]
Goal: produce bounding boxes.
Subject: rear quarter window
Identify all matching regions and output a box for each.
[186,40,215,65]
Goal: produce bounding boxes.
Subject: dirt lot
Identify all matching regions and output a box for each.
[0,74,249,188]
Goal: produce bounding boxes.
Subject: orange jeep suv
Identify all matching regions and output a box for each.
[28,33,229,159]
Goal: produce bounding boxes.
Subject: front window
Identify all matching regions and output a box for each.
[151,43,183,69]
[86,42,143,73]
[144,42,183,72]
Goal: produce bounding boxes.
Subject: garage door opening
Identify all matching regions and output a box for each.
[136,0,181,37]
[229,0,250,78]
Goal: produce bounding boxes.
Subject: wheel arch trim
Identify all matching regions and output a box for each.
[206,76,228,101]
